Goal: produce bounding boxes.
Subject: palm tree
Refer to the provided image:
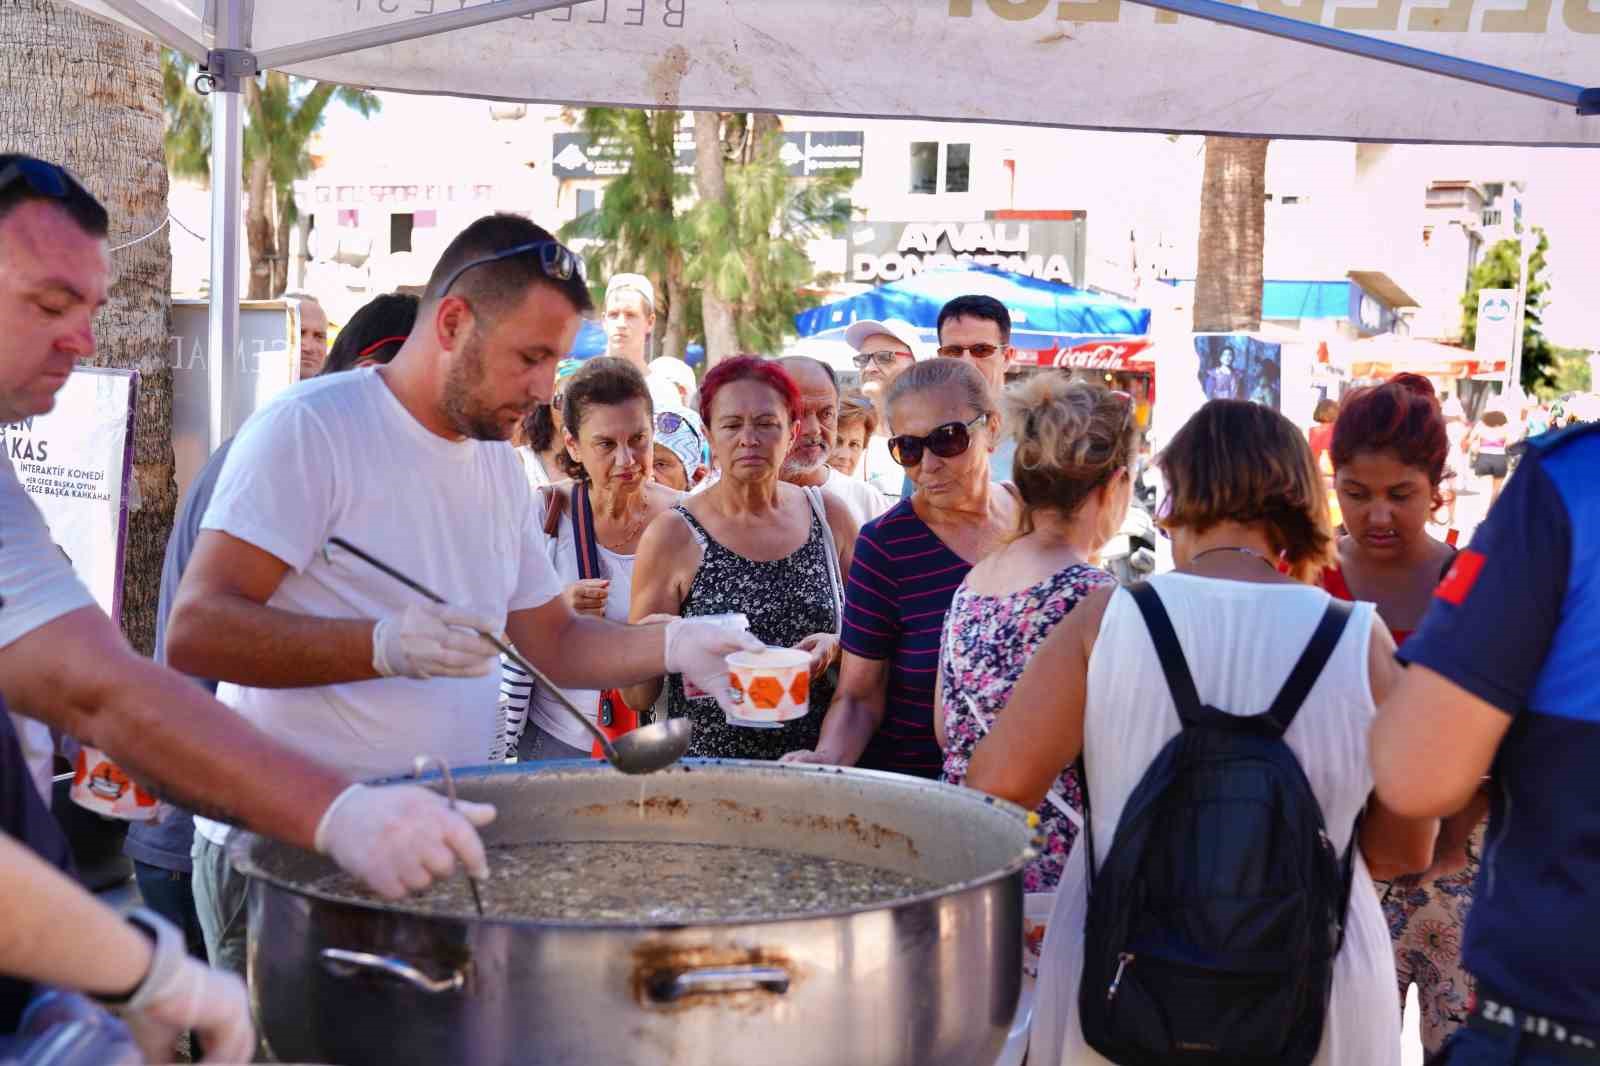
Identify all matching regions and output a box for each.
[0,0,174,654]
[163,54,379,298]
[1193,136,1269,333]
[561,107,692,360]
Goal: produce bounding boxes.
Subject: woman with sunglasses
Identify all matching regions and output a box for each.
[935,379,1133,891]
[495,357,683,762]
[625,356,858,760]
[783,359,1021,779]
[513,359,585,489]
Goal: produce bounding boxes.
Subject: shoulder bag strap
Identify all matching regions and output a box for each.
[571,479,603,581]
[1126,582,1205,728]
[540,484,567,538]
[1263,598,1353,734]
[805,485,845,635]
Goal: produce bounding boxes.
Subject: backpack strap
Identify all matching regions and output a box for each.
[1262,598,1353,734]
[1126,583,1206,727]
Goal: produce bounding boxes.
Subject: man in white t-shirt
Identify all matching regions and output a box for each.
[0,157,488,1043]
[166,215,759,975]
[777,355,889,528]
[843,319,928,501]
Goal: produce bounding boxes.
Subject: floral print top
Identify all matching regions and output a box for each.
[939,562,1116,892]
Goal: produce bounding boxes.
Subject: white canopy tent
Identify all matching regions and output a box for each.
[65,0,1598,449]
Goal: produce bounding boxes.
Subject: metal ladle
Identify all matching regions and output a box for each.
[329,537,693,775]
[411,755,483,917]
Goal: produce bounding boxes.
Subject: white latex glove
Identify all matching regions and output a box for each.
[118,908,256,1064]
[372,602,501,679]
[664,617,763,716]
[316,782,497,899]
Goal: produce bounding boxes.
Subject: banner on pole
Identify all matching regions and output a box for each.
[1474,288,1518,367]
[4,367,139,619]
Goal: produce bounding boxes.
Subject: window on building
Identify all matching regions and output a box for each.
[390,212,414,254]
[910,142,972,195]
[945,143,971,193]
[1279,195,1301,205]
[909,142,939,194]
[576,188,600,217]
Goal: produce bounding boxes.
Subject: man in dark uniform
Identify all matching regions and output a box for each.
[1373,419,1600,1065]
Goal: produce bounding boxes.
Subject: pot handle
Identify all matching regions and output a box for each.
[646,964,791,1004]
[320,948,465,994]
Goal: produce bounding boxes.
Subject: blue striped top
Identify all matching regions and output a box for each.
[842,498,974,779]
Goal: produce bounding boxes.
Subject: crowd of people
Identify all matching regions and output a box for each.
[1,154,1597,1066]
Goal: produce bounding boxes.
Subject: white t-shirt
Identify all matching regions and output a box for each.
[821,467,890,529]
[194,369,561,844]
[0,452,97,803]
[504,499,639,751]
[860,434,903,500]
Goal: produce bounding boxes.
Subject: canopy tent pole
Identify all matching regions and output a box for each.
[254,0,596,69]
[205,0,249,455]
[95,0,204,60]
[1121,0,1597,113]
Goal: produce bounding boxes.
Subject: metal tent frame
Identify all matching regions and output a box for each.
[101,0,1597,446]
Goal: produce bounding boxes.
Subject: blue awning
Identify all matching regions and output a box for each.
[795,264,1150,347]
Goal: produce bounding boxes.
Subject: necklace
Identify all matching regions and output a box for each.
[595,494,651,549]
[1191,546,1279,572]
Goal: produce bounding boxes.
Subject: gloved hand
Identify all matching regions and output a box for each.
[315,782,497,899]
[372,602,501,679]
[117,908,256,1064]
[664,617,763,716]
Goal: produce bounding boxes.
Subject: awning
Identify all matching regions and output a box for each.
[1343,334,1506,379]
[795,265,1151,349]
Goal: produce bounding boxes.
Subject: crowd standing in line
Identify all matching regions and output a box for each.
[6,150,1597,1066]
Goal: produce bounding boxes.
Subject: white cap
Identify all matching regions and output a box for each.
[843,318,930,361]
[647,355,697,399]
[605,273,656,313]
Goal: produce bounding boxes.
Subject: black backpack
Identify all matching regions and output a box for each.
[1078,582,1357,1066]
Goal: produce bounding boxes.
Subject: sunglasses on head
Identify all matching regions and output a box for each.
[0,158,74,199]
[437,239,585,298]
[936,343,1005,360]
[888,413,989,468]
[655,410,702,440]
[852,349,907,370]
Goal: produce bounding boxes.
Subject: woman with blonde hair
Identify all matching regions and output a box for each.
[936,378,1134,892]
[967,399,1436,1066]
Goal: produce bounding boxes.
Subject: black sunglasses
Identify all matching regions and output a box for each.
[0,158,73,199]
[437,239,586,298]
[888,414,989,468]
[852,349,907,370]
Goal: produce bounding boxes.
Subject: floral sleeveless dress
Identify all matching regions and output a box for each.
[666,505,838,760]
[939,562,1116,892]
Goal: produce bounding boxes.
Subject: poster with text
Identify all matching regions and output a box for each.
[1194,335,1282,412]
[4,367,138,618]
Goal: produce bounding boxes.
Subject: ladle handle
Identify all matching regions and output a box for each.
[320,949,465,994]
[326,537,622,763]
[646,965,792,1004]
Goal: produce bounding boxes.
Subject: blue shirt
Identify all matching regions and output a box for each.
[1399,422,1600,1024]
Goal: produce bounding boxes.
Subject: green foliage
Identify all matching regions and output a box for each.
[564,110,852,353]
[1460,228,1554,393]
[1547,346,1593,397]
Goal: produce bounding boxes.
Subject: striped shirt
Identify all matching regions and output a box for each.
[843,498,974,779]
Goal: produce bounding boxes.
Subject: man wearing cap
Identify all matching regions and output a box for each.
[843,318,926,500]
[651,405,709,492]
[603,273,655,373]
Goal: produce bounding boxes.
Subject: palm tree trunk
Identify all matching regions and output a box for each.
[693,111,739,367]
[272,188,292,297]
[0,0,174,655]
[661,251,688,362]
[1194,136,1269,333]
[245,154,274,300]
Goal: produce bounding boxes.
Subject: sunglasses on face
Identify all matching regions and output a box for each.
[888,414,989,468]
[437,239,586,298]
[936,343,1005,360]
[852,349,907,370]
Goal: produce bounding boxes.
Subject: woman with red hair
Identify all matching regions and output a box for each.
[625,357,858,760]
[1323,373,1485,1057]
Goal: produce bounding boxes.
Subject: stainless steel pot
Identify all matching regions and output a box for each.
[233,760,1033,1066]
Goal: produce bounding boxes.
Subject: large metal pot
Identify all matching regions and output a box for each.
[234,760,1032,1066]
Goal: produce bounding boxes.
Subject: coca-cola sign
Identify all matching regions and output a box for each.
[1015,339,1152,371]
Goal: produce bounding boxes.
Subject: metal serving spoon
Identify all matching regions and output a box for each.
[411,755,484,916]
[329,537,692,775]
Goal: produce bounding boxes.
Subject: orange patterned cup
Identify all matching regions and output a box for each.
[726,648,811,727]
[70,747,159,821]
